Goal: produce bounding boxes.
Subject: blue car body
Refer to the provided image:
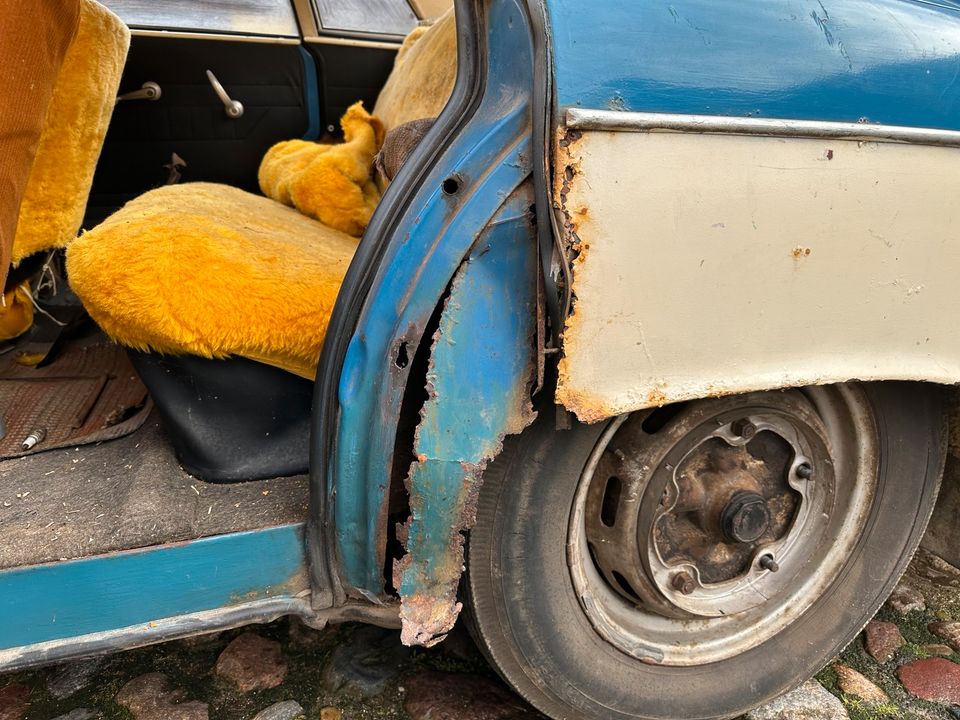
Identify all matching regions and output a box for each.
[3,0,960,687]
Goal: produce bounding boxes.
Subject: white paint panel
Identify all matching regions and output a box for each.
[556,131,960,422]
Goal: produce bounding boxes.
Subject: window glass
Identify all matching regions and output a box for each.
[314,0,417,37]
[100,0,300,38]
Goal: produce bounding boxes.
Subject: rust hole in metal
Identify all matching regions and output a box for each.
[385,308,448,596]
[395,341,410,369]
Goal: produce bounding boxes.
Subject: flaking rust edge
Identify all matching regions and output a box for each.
[552,126,620,424]
[392,283,467,647]
[392,204,538,646]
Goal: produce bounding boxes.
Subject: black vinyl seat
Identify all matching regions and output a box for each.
[129,352,312,482]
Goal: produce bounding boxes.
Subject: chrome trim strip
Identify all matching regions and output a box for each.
[304,35,402,49]
[0,598,400,673]
[130,28,300,44]
[565,108,960,147]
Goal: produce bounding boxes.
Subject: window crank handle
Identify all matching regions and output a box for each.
[116,81,161,103]
[205,70,243,119]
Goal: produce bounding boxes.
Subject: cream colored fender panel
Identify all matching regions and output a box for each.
[555,123,960,422]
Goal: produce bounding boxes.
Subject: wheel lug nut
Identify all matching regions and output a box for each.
[796,462,813,479]
[671,571,696,595]
[759,555,780,573]
[731,418,757,440]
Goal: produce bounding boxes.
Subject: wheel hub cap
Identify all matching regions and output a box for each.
[569,387,878,665]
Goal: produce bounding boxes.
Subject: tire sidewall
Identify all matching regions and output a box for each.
[469,383,943,720]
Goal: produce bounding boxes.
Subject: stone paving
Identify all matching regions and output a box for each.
[1,548,958,720]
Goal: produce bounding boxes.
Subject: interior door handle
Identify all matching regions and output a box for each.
[205,70,244,119]
[116,81,162,102]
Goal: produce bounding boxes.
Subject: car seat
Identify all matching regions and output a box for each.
[62,9,457,481]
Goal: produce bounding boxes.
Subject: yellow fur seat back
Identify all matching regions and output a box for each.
[66,183,359,379]
[374,9,457,130]
[256,10,457,236]
[12,0,129,266]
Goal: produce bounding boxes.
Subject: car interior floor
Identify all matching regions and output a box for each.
[0,363,308,570]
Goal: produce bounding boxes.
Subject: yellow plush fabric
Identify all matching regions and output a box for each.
[0,0,81,289]
[11,0,129,266]
[0,284,34,342]
[66,183,359,378]
[409,0,453,20]
[67,10,460,377]
[373,9,457,131]
[258,102,385,237]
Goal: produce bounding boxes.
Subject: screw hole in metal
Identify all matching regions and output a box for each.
[442,176,461,195]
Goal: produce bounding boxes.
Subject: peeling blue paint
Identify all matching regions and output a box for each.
[333,0,535,597]
[395,187,537,645]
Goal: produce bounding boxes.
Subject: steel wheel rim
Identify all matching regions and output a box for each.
[567,385,879,666]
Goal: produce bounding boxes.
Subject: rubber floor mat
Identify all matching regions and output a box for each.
[0,341,151,459]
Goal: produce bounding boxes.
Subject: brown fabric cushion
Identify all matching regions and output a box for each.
[374,117,436,190]
[0,0,81,288]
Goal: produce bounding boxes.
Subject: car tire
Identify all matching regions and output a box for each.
[466,382,944,720]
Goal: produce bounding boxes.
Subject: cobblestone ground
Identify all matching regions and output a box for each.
[1,548,959,720]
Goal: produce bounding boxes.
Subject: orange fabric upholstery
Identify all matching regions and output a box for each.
[0,0,81,289]
[11,0,130,267]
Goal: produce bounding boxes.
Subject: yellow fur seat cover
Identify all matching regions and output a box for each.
[0,0,128,340]
[66,183,358,378]
[66,10,456,376]
[12,0,128,268]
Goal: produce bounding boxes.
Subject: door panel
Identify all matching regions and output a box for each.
[309,42,398,135]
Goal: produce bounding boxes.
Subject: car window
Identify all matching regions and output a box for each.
[313,0,417,37]
[100,0,300,38]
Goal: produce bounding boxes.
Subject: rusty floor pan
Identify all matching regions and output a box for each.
[0,340,152,460]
